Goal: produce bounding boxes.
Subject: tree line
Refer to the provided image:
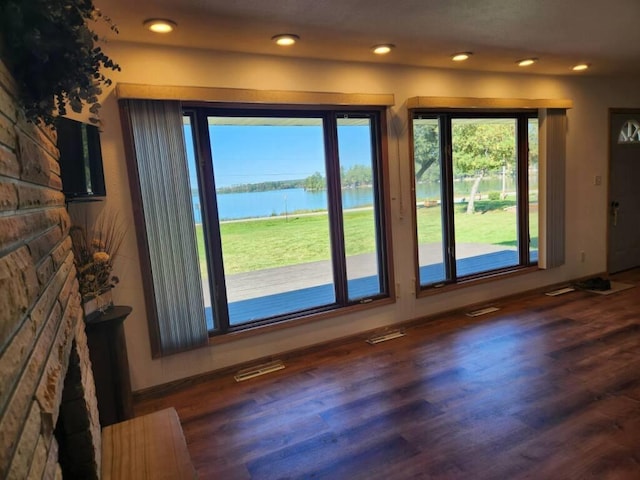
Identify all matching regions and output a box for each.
[215,165,374,194]
[217,179,304,194]
[304,165,373,191]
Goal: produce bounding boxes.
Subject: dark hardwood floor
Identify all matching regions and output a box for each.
[135,270,640,479]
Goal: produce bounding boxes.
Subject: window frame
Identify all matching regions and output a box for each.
[184,104,394,335]
[409,108,538,293]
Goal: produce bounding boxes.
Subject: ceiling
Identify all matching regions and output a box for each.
[94,0,640,76]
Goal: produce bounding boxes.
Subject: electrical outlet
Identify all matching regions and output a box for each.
[580,251,586,262]
[594,175,602,186]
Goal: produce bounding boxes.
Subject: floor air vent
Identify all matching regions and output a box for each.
[234,360,285,382]
[466,306,501,317]
[545,286,575,296]
[366,330,406,345]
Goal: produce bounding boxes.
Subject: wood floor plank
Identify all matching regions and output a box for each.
[135,270,640,479]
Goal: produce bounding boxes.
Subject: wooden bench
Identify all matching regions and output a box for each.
[101,407,196,479]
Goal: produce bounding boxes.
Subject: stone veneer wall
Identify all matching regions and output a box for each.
[0,59,102,478]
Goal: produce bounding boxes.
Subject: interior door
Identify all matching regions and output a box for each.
[608,111,640,273]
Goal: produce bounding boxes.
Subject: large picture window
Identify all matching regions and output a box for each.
[411,111,538,289]
[184,107,391,333]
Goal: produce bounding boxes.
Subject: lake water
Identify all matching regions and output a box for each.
[192,177,523,222]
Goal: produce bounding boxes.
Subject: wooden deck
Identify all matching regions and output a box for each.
[137,269,640,479]
[203,246,534,328]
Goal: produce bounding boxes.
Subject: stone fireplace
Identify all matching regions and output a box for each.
[0,59,103,478]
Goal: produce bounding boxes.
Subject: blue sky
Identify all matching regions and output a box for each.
[184,123,372,188]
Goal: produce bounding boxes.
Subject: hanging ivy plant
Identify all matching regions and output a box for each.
[0,0,121,125]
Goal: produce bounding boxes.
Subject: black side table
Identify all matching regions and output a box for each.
[84,305,133,427]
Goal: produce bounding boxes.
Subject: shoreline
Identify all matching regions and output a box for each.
[215,205,375,224]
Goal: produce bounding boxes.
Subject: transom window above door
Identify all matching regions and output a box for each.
[618,119,640,144]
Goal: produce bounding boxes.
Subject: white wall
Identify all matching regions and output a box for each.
[90,42,640,391]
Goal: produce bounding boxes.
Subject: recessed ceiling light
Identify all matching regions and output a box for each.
[572,63,590,71]
[517,58,538,67]
[143,18,177,34]
[451,52,472,62]
[272,34,300,46]
[372,44,395,55]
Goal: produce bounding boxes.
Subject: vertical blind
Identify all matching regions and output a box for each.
[125,100,208,355]
[539,108,567,269]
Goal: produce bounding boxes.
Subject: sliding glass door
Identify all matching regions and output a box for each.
[184,108,390,332]
[210,116,334,325]
[452,117,518,277]
[337,116,386,300]
[412,112,538,289]
[413,117,446,285]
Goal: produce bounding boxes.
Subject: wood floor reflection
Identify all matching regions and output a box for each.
[135,270,640,479]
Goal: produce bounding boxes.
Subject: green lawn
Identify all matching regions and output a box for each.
[417,200,538,248]
[195,202,539,274]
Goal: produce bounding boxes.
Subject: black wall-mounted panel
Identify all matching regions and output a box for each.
[56,117,106,200]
